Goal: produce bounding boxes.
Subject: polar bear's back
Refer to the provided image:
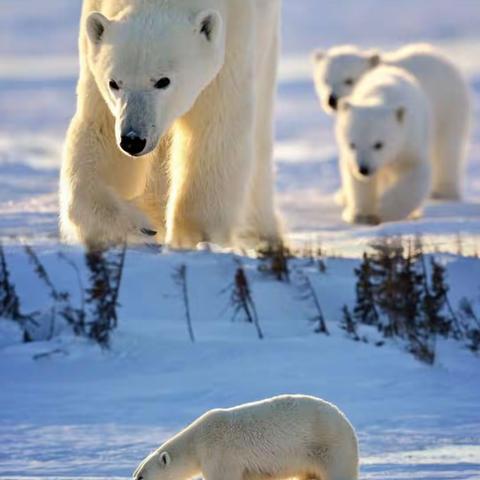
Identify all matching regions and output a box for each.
[386,43,464,82]
[384,44,470,128]
[224,394,347,433]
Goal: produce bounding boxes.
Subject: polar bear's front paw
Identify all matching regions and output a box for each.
[79,200,157,249]
[342,209,380,226]
[122,201,157,238]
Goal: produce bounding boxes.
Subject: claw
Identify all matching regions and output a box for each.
[141,228,157,237]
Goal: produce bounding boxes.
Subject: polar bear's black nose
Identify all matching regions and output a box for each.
[328,94,338,110]
[120,134,147,156]
[359,165,371,176]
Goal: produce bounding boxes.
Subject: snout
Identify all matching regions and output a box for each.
[354,163,376,181]
[359,165,371,177]
[120,132,147,157]
[328,93,338,111]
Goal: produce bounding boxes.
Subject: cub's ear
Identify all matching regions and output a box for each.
[396,106,406,124]
[86,12,111,45]
[195,10,223,44]
[312,49,325,63]
[158,451,171,467]
[365,49,381,68]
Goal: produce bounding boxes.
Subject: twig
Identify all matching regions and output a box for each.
[173,264,195,343]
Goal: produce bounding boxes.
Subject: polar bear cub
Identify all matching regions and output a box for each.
[336,66,432,224]
[313,44,470,200]
[133,395,359,480]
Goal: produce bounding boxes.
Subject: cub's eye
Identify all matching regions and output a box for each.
[109,80,120,91]
[154,77,171,90]
[344,78,354,86]
[349,142,357,151]
[373,142,384,151]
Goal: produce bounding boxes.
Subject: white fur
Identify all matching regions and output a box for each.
[335,66,433,224]
[313,44,471,200]
[134,395,359,480]
[60,0,281,250]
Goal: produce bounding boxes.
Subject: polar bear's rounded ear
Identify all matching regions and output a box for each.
[396,106,406,124]
[194,10,223,44]
[86,12,111,46]
[158,451,171,467]
[312,49,325,64]
[366,50,381,68]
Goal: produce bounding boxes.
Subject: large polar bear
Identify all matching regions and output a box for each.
[313,44,470,200]
[60,0,281,249]
[336,66,432,224]
[133,395,359,480]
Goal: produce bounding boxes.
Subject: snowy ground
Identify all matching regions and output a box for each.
[1,1,480,479]
[1,248,480,480]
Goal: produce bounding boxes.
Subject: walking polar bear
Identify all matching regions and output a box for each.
[336,66,432,224]
[313,44,470,200]
[133,395,359,480]
[60,0,281,249]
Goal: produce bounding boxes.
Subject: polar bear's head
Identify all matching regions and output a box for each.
[86,9,226,157]
[313,46,381,114]
[336,101,406,180]
[133,448,195,480]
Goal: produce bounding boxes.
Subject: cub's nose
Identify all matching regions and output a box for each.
[359,165,371,176]
[120,133,147,156]
[328,94,338,110]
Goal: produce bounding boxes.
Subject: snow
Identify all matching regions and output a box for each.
[1,1,480,479]
[1,248,479,480]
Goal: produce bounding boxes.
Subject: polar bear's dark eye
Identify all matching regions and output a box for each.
[373,142,384,151]
[344,78,355,86]
[349,142,357,151]
[154,78,171,90]
[109,80,120,91]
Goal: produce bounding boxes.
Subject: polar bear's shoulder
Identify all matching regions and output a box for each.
[384,43,449,66]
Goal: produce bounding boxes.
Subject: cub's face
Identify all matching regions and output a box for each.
[313,47,381,114]
[86,10,226,157]
[336,103,406,181]
[133,450,183,480]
